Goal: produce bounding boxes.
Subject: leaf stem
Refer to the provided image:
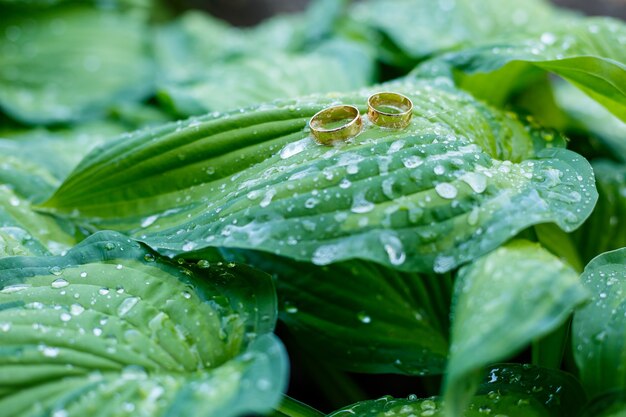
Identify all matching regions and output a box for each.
[272,396,325,417]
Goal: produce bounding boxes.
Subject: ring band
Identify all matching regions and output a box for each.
[367,92,413,129]
[309,105,362,145]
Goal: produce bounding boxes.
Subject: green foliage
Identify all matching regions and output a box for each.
[0,231,287,417]
[1,0,626,415]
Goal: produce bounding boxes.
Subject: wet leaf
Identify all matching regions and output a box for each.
[0,4,153,124]
[0,231,287,417]
[573,247,626,398]
[574,161,626,263]
[444,240,588,416]
[437,18,626,123]
[327,364,586,417]
[224,250,450,375]
[41,79,597,273]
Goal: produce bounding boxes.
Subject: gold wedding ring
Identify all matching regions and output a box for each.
[367,92,413,129]
[309,105,362,145]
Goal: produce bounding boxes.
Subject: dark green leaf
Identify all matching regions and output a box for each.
[41,80,597,273]
[224,250,450,375]
[444,240,588,415]
[327,364,586,417]
[573,247,626,398]
[0,231,287,417]
[579,391,626,417]
[574,161,626,263]
[0,5,153,124]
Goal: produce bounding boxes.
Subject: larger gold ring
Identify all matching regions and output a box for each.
[309,105,362,145]
[367,92,413,129]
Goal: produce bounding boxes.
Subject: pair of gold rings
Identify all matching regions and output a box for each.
[309,92,413,145]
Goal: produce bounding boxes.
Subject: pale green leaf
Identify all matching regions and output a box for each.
[444,240,588,416]
[0,5,153,124]
[40,80,597,273]
[0,231,287,417]
[573,247,626,398]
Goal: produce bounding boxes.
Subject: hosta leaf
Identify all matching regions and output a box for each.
[574,161,626,263]
[0,231,287,417]
[41,80,597,273]
[444,240,588,416]
[0,186,75,257]
[158,40,375,116]
[0,4,153,124]
[553,81,626,163]
[224,250,450,375]
[573,247,626,398]
[327,364,586,417]
[438,18,626,122]
[0,122,126,187]
[352,0,563,60]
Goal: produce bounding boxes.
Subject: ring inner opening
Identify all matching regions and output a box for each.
[370,94,411,115]
[311,107,358,131]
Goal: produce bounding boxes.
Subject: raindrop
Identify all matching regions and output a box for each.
[141,215,158,228]
[182,242,197,252]
[435,183,458,199]
[49,266,63,276]
[357,311,371,324]
[118,297,139,316]
[143,254,156,262]
[51,278,69,289]
[60,313,72,322]
[380,233,406,265]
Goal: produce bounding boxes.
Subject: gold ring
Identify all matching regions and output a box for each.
[367,92,413,129]
[309,105,362,145]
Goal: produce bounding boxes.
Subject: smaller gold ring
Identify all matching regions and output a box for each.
[367,92,413,129]
[309,105,363,145]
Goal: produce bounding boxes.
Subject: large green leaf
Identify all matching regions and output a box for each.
[327,364,586,417]
[0,231,287,417]
[579,391,626,417]
[574,161,626,264]
[573,247,626,398]
[444,240,588,416]
[158,40,375,116]
[437,18,626,122]
[40,80,597,273]
[0,4,153,124]
[351,0,564,60]
[0,122,126,187]
[224,250,450,375]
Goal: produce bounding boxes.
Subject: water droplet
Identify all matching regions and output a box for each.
[60,312,72,322]
[80,272,88,278]
[380,232,406,265]
[357,311,371,324]
[144,254,155,262]
[141,215,158,228]
[104,242,116,251]
[93,328,103,336]
[98,288,110,296]
[182,291,192,299]
[70,304,85,316]
[182,242,197,252]
[435,183,458,199]
[433,165,445,175]
[0,284,31,294]
[402,155,423,168]
[280,138,309,159]
[49,266,63,276]
[434,255,455,273]
[40,345,60,357]
[351,191,375,213]
[51,278,69,289]
[284,302,298,314]
[115,264,123,270]
[461,172,487,193]
[0,322,11,332]
[118,297,139,316]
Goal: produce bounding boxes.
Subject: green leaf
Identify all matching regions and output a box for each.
[438,18,626,122]
[0,231,287,417]
[352,0,563,60]
[224,250,450,375]
[579,391,626,417]
[327,364,586,417]
[0,186,75,256]
[41,80,597,273]
[444,240,588,416]
[573,247,626,398]
[553,81,626,163]
[574,161,626,264]
[0,4,153,124]
[0,122,126,186]
[158,40,375,116]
